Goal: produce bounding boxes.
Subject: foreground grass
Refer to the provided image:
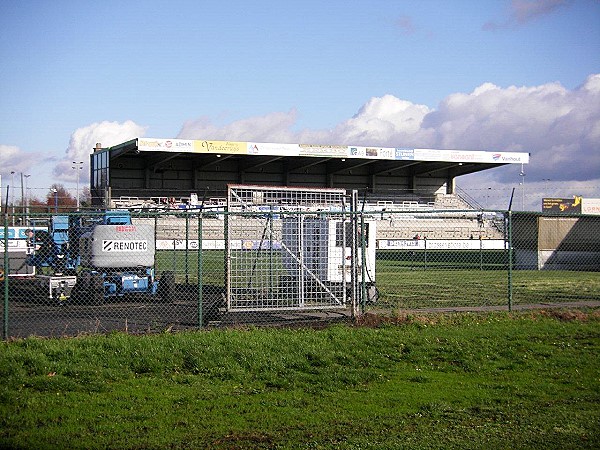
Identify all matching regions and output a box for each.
[1,310,599,449]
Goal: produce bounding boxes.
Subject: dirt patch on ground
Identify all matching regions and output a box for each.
[354,306,600,328]
[532,308,600,322]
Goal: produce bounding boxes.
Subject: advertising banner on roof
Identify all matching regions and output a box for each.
[193,140,246,154]
[395,148,415,160]
[137,138,194,152]
[247,142,300,156]
[347,147,395,159]
[298,144,347,157]
[414,149,529,164]
[133,138,529,164]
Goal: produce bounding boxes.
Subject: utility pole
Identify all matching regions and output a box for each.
[20,173,24,217]
[10,171,15,225]
[24,174,30,220]
[519,164,526,211]
[72,161,84,210]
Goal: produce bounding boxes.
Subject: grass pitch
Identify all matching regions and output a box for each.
[1,309,599,449]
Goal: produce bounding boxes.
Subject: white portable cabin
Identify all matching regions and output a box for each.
[281,216,376,284]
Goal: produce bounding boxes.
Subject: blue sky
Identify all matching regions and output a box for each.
[1,0,599,209]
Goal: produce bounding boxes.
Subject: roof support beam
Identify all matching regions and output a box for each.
[148,153,182,172]
[285,157,331,173]
[328,159,376,174]
[194,154,234,171]
[371,161,421,176]
[239,156,284,172]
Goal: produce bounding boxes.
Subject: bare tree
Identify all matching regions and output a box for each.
[46,184,76,212]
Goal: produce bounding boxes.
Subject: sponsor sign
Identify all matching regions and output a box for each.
[379,239,506,250]
[247,142,300,156]
[194,140,247,155]
[582,198,600,215]
[115,225,136,232]
[542,197,582,214]
[381,240,424,249]
[414,149,529,164]
[299,144,347,157]
[395,148,415,160]
[132,138,529,164]
[0,239,26,251]
[102,240,148,252]
[137,138,194,152]
[0,227,45,239]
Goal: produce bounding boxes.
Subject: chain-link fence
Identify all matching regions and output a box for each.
[1,209,599,338]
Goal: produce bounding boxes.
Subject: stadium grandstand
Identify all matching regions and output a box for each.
[90,138,529,241]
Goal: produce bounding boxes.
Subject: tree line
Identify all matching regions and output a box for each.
[3,183,92,215]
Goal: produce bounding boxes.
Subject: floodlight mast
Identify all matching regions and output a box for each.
[72,161,84,210]
[519,163,526,211]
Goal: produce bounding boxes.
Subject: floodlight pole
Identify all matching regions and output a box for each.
[519,164,526,211]
[72,161,84,210]
[10,171,15,225]
[23,175,30,215]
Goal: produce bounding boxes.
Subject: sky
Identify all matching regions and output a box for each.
[1,0,599,211]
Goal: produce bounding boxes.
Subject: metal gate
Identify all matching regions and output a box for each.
[225,185,371,312]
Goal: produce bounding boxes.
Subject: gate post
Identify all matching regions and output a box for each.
[3,217,9,339]
[197,213,203,327]
[351,190,359,319]
[507,210,513,312]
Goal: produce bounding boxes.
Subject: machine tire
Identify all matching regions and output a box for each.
[201,300,221,326]
[90,273,105,306]
[159,271,175,303]
[201,285,225,326]
[72,270,90,304]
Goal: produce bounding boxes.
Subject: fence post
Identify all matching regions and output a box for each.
[3,218,9,339]
[185,214,189,285]
[197,213,203,328]
[360,212,367,314]
[507,210,513,312]
[479,235,483,271]
[351,191,359,319]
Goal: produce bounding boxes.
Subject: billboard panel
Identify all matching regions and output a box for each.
[582,198,600,215]
[137,138,194,152]
[193,140,246,155]
[132,138,530,164]
[542,197,582,214]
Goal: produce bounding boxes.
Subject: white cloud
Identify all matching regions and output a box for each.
[23,72,594,210]
[0,144,46,200]
[175,73,600,207]
[52,120,147,183]
[0,145,47,186]
[178,96,434,148]
[178,110,299,143]
[422,75,600,183]
[330,95,433,145]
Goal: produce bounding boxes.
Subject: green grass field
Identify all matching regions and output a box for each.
[1,309,599,449]
[156,249,600,311]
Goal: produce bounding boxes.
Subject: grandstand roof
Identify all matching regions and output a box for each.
[91,138,529,206]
